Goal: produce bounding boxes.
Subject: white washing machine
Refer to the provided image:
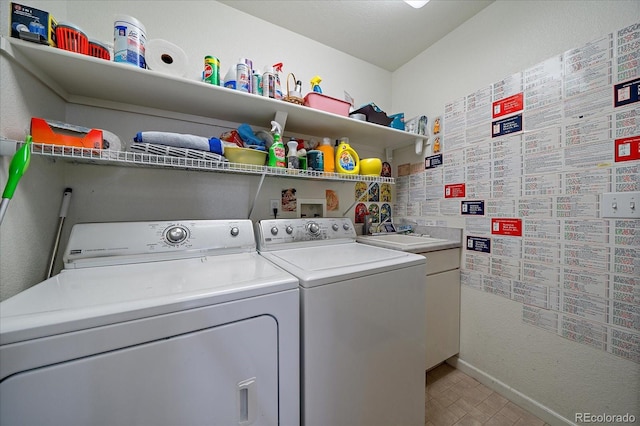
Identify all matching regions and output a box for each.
[0,219,299,426]
[256,218,427,426]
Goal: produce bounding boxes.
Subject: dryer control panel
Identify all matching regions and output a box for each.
[64,220,256,268]
[256,218,356,251]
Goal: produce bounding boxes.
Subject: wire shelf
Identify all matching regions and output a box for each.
[21,141,395,184]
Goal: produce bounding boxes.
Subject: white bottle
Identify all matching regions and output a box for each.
[236,59,250,93]
[262,66,275,98]
[223,66,236,90]
[287,140,299,169]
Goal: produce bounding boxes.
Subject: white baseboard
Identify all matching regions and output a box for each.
[447,357,576,426]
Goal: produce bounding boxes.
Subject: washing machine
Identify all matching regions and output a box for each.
[256,218,427,426]
[0,219,299,426]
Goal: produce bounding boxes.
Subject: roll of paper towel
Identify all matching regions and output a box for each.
[145,39,189,77]
[101,130,122,151]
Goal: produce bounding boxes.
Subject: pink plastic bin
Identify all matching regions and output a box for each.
[304,93,351,116]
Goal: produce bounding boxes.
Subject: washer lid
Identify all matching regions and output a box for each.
[260,242,425,288]
[0,252,298,345]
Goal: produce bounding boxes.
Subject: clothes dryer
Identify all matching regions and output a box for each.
[256,218,426,426]
[0,220,299,426]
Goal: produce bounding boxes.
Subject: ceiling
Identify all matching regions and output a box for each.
[218,0,494,71]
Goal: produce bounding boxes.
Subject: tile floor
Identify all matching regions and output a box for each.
[426,363,550,426]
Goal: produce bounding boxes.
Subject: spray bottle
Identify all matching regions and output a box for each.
[268,121,286,167]
[287,138,299,169]
[273,62,284,100]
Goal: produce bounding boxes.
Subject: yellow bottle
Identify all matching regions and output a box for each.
[335,137,359,174]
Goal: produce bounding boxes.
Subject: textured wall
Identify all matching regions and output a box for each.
[391,1,640,424]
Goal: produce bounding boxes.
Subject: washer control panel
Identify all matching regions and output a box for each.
[64,220,255,268]
[256,218,356,250]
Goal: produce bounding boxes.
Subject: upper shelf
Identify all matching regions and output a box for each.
[0,37,424,150]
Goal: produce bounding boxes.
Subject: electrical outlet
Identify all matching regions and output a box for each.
[270,199,279,211]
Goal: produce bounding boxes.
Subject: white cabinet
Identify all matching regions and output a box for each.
[420,248,461,371]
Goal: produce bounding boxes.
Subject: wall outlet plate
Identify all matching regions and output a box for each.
[601,192,640,218]
[270,199,279,211]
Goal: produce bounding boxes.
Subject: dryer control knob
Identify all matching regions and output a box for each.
[165,226,188,244]
[230,227,240,237]
[332,224,339,231]
[271,226,279,236]
[286,226,294,234]
[308,222,320,235]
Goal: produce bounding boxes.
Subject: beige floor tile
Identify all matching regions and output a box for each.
[427,404,463,426]
[514,417,545,426]
[498,401,531,422]
[425,365,546,426]
[459,385,492,405]
[451,398,493,423]
[453,414,485,426]
[484,413,517,426]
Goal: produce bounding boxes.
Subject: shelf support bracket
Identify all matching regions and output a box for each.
[415,137,424,155]
[273,110,288,135]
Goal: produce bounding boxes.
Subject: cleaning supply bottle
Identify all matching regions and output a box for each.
[287,139,299,169]
[268,121,285,167]
[273,62,284,100]
[262,66,275,98]
[223,66,236,90]
[335,137,359,174]
[310,75,322,93]
[317,137,335,173]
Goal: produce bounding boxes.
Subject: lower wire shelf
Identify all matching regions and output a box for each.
[7,140,395,184]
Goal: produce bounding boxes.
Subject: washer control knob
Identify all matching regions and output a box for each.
[343,223,350,231]
[332,224,339,231]
[286,226,294,234]
[230,227,240,237]
[271,226,279,236]
[166,226,188,244]
[308,222,320,235]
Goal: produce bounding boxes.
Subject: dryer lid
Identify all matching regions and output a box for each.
[0,252,298,345]
[260,242,425,288]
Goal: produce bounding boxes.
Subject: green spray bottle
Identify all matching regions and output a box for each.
[268,121,286,167]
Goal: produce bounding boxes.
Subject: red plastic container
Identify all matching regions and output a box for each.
[89,40,110,60]
[304,93,351,117]
[55,22,88,54]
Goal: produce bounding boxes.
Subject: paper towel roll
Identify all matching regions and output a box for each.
[145,39,189,77]
[101,130,123,151]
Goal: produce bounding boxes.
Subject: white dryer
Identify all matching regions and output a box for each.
[0,220,299,426]
[256,218,427,426]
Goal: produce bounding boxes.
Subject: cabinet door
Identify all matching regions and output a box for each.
[1,315,278,426]
[425,269,460,371]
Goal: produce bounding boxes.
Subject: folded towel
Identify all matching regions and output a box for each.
[134,131,223,155]
[237,124,266,150]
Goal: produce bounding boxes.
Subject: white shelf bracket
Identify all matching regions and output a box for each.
[385,147,393,162]
[415,137,424,155]
[273,111,288,135]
